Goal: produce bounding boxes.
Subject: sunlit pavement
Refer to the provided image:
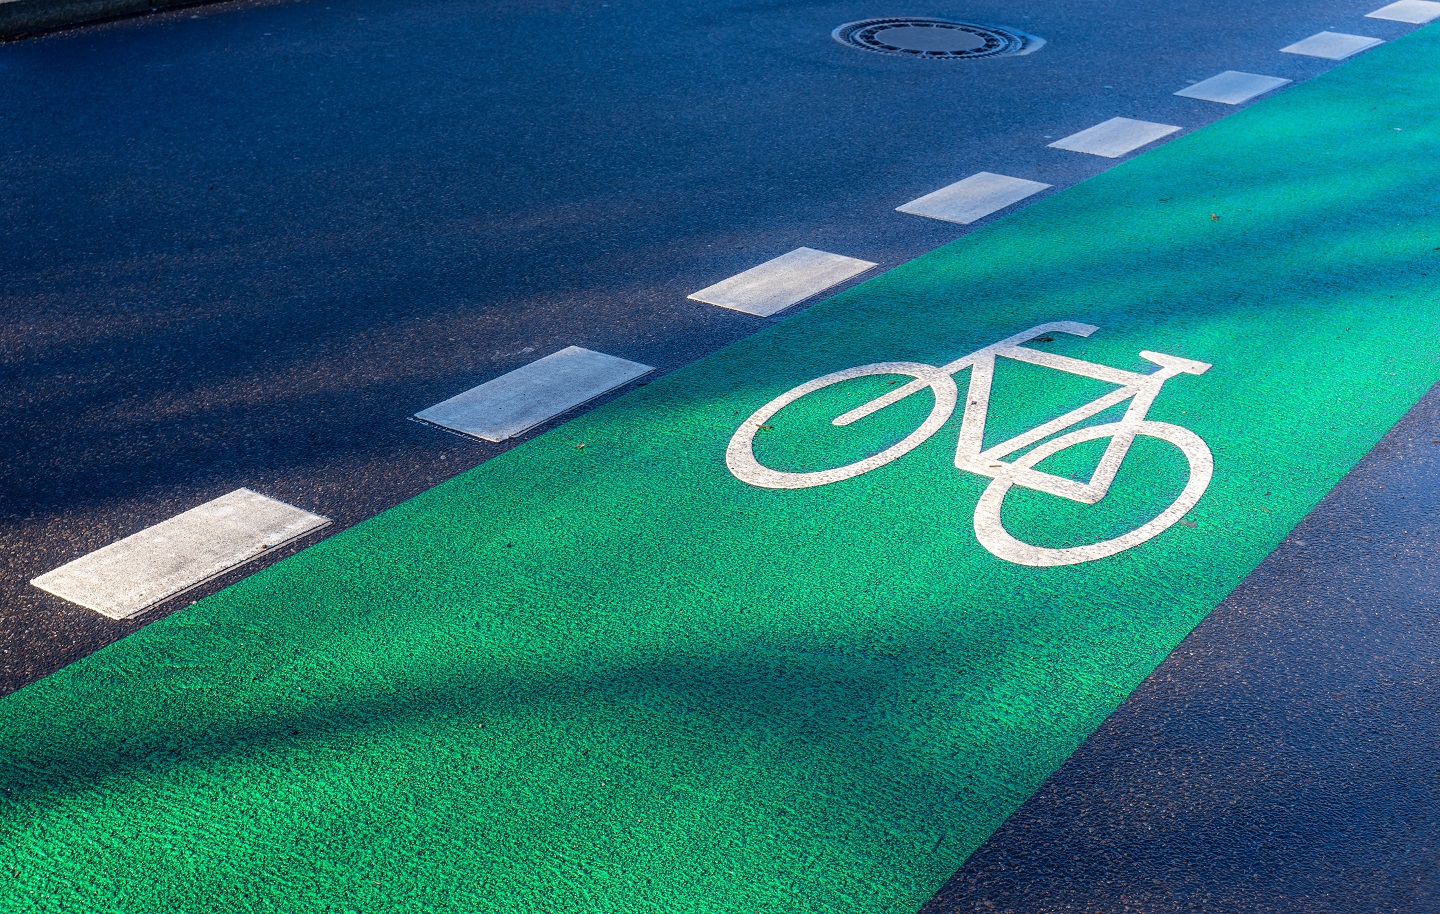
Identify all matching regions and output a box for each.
[3,0,1439,910]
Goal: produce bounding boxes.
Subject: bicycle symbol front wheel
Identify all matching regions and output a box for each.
[726,361,959,489]
[973,420,1213,566]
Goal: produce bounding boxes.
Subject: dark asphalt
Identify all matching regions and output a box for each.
[2,0,1410,692]
[1,0,1434,908]
[926,385,1440,913]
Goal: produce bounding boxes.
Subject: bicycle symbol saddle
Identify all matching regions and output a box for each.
[726,321,1213,567]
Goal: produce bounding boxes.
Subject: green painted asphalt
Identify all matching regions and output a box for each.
[6,26,1440,914]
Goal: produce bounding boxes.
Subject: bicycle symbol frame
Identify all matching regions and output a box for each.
[726,321,1214,566]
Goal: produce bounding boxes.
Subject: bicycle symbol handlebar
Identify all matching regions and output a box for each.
[726,322,1213,566]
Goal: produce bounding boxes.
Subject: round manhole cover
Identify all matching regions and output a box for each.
[833,18,1042,59]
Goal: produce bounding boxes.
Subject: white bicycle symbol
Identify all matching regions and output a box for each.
[727,321,1214,567]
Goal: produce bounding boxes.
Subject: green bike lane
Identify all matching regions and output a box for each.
[4,24,1440,914]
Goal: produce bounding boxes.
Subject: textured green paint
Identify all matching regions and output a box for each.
[6,27,1440,914]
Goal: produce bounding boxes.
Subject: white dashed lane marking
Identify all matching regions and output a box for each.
[1281,31,1384,59]
[1367,0,1440,22]
[896,172,1052,226]
[30,489,329,619]
[415,346,653,442]
[29,5,1397,625]
[1175,71,1292,105]
[688,247,876,318]
[1048,117,1181,159]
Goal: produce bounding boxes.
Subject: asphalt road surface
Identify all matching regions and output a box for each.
[2,0,1436,909]
[925,393,1440,913]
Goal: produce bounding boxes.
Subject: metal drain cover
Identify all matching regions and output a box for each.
[833,17,1042,59]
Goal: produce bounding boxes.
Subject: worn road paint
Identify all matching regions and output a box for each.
[1048,117,1181,158]
[1175,71,1292,105]
[30,489,328,619]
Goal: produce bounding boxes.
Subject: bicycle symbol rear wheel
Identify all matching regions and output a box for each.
[726,362,958,489]
[973,420,1213,566]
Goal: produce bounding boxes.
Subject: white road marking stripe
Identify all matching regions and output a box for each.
[1047,117,1181,159]
[1367,0,1440,22]
[1175,71,1292,105]
[415,346,652,442]
[31,489,329,620]
[1280,31,1383,59]
[688,247,876,317]
[896,172,1052,225]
